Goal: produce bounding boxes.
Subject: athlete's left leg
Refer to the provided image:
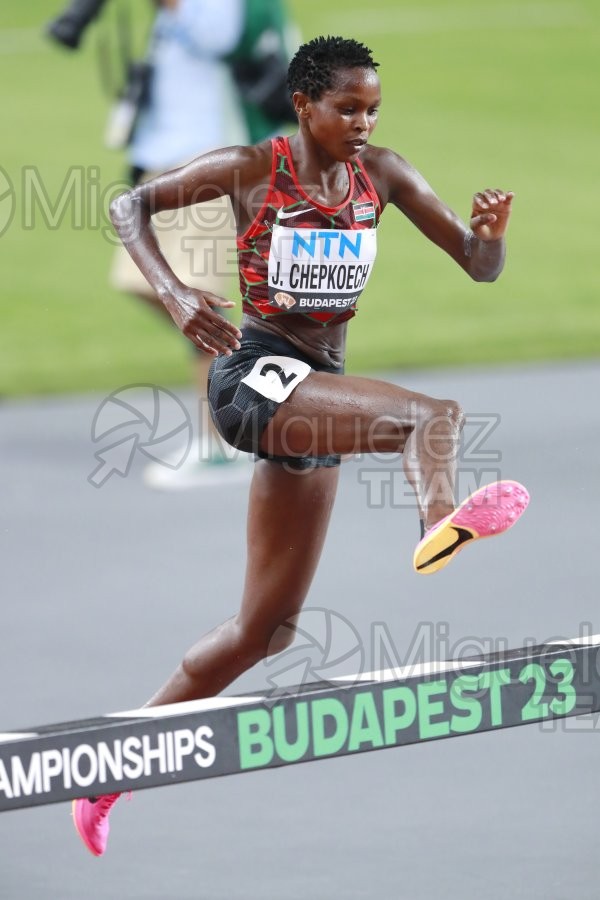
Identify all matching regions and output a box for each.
[73,460,340,855]
[145,460,341,706]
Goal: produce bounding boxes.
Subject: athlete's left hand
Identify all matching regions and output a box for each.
[470,189,514,241]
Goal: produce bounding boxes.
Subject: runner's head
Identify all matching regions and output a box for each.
[287,37,381,161]
[287,36,379,101]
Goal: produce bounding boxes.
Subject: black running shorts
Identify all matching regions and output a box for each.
[208,325,343,470]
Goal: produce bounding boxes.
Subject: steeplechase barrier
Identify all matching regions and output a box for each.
[1,634,599,811]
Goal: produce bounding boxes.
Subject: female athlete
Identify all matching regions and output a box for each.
[73,35,529,855]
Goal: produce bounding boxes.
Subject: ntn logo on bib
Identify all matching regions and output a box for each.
[268,224,377,313]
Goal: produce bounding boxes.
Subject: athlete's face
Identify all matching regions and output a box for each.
[296,67,381,161]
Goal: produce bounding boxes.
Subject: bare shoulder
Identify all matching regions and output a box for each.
[135,140,274,213]
[361,144,412,171]
[182,140,273,193]
[361,145,426,208]
[211,140,272,175]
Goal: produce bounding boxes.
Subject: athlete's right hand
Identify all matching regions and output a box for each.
[163,288,242,356]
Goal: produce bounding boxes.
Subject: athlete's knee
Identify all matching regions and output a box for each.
[421,397,464,433]
[441,398,465,432]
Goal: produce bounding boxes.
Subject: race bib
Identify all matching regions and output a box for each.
[267,223,377,313]
[241,355,312,403]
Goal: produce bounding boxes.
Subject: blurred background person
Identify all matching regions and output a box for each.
[47,0,298,487]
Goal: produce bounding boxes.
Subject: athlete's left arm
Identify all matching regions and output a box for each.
[364,147,513,282]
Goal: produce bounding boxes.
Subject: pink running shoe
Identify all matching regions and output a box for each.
[413,480,530,575]
[72,792,121,856]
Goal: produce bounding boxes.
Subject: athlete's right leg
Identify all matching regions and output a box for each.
[260,370,464,531]
[260,371,529,573]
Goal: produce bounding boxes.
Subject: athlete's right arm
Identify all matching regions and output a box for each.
[109,144,270,356]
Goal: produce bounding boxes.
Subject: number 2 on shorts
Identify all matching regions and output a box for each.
[241,355,312,403]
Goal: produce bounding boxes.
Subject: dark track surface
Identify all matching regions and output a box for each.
[1,361,598,899]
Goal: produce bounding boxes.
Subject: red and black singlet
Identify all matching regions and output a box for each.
[237,136,381,327]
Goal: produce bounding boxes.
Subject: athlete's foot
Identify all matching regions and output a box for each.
[72,792,122,856]
[413,480,530,575]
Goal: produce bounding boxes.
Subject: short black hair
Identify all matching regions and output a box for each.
[287,36,379,101]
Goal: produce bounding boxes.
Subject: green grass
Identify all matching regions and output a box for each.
[1,0,598,395]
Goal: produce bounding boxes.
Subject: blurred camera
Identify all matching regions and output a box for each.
[46,0,110,50]
[104,60,153,149]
